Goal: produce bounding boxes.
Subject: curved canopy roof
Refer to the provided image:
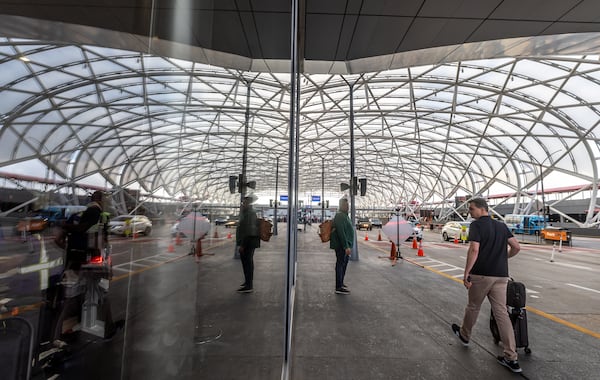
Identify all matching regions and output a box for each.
[2,3,600,226]
[2,35,600,226]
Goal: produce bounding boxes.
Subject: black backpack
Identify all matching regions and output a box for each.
[507,279,526,309]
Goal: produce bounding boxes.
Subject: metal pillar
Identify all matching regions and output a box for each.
[282,0,302,377]
[234,81,252,259]
[347,82,359,261]
[274,157,279,236]
[321,157,325,222]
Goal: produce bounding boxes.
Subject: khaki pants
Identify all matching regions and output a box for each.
[460,275,518,360]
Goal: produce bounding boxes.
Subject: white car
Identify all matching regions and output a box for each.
[441,221,471,241]
[406,222,423,242]
[171,221,182,237]
[109,215,153,236]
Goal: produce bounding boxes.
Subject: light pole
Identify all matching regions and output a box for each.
[533,150,561,228]
[395,207,402,259]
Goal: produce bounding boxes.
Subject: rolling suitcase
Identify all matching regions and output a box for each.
[490,279,531,354]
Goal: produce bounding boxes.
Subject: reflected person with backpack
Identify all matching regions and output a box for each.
[236,194,260,293]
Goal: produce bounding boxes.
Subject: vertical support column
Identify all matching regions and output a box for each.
[234,81,252,259]
[540,161,546,230]
[321,157,325,222]
[348,83,359,261]
[282,0,303,378]
[274,157,279,236]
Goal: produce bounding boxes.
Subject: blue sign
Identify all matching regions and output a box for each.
[311,195,321,202]
[280,195,288,201]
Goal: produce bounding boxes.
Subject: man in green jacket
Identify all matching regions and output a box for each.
[330,197,354,294]
[236,194,260,293]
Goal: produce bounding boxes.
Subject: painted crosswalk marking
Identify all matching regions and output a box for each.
[439,267,462,272]
[567,283,600,294]
[112,252,181,271]
[18,234,63,290]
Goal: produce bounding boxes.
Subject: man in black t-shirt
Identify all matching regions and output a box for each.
[62,191,104,269]
[451,198,522,373]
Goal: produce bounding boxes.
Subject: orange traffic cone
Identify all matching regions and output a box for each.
[196,239,203,258]
[175,233,183,245]
[390,242,396,260]
[365,232,369,241]
[453,237,459,244]
[377,230,382,241]
[417,240,425,257]
[168,241,175,252]
[412,237,418,249]
[227,231,232,239]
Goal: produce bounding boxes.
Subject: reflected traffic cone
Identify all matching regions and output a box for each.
[167,240,175,253]
[227,231,232,239]
[412,237,418,249]
[377,230,382,241]
[365,232,369,241]
[213,229,219,238]
[175,233,183,246]
[389,242,396,260]
[417,240,425,257]
[196,239,203,258]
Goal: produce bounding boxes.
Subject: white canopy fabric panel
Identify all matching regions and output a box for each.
[1,38,600,225]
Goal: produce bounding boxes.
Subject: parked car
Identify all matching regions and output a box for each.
[214,216,229,226]
[441,221,471,241]
[16,216,48,234]
[224,220,238,228]
[171,221,184,238]
[406,222,424,241]
[109,215,153,236]
[356,218,372,231]
[371,218,382,228]
[33,205,87,227]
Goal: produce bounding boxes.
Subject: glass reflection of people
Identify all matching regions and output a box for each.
[330,197,353,295]
[236,194,260,293]
[194,231,208,264]
[62,191,104,270]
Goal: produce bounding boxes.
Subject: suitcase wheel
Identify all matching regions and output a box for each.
[524,347,531,354]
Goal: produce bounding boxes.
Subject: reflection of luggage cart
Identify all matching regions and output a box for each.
[78,262,113,338]
[51,237,114,341]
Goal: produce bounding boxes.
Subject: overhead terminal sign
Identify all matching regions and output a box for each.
[311,195,321,202]
[280,195,288,201]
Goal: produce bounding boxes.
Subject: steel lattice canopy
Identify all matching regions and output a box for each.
[2,2,600,226]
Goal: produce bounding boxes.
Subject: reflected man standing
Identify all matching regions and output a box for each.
[330,197,353,295]
[236,194,260,293]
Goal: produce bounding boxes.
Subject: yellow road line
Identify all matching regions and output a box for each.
[364,241,600,340]
[525,305,600,339]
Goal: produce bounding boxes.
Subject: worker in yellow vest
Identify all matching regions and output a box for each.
[460,225,468,244]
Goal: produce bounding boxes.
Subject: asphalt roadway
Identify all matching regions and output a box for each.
[1,223,599,379]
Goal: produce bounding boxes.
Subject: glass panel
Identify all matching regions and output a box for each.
[2,13,600,379]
